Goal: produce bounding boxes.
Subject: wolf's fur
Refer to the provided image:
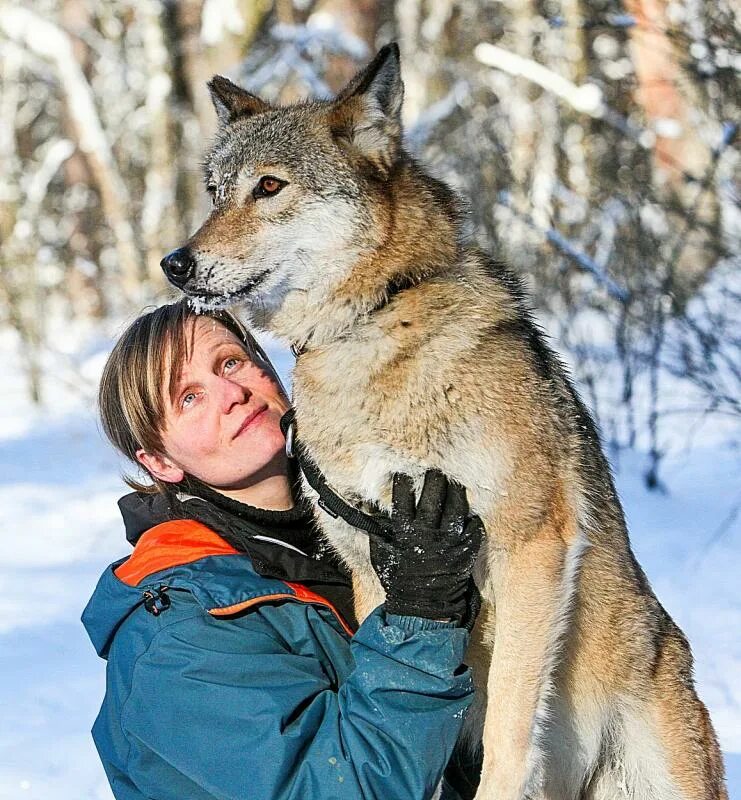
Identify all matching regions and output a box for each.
[169,46,727,799]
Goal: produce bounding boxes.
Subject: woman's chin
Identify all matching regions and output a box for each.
[213,448,288,490]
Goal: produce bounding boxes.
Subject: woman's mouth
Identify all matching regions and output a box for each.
[234,404,268,437]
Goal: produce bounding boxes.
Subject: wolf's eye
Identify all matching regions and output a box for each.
[253,176,286,200]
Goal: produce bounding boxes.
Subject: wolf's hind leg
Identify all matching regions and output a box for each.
[583,692,727,800]
[538,689,604,800]
[350,565,386,622]
[646,624,728,800]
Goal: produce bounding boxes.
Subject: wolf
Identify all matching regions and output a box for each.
[161,44,727,800]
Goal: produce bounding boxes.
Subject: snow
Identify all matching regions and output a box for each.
[0,320,738,799]
[475,42,605,116]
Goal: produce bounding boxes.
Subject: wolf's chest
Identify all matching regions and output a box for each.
[290,354,508,520]
[290,350,421,507]
[292,408,416,511]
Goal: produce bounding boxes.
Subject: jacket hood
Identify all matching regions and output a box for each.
[118,488,320,550]
[81,557,146,658]
[118,491,177,545]
[81,522,302,659]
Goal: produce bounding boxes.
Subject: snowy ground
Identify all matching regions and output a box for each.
[0,319,739,799]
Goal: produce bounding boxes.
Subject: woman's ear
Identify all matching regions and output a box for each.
[136,449,185,484]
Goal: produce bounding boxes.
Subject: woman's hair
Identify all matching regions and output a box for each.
[98,299,282,494]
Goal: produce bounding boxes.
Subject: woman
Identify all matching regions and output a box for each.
[83,299,483,800]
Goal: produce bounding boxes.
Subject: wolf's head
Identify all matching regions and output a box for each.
[162,43,460,345]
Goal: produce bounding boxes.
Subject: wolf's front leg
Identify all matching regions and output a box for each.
[312,509,386,624]
[476,529,586,800]
[350,565,387,623]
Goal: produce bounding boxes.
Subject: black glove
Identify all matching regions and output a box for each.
[369,470,484,630]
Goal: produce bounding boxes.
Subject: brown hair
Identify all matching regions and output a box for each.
[98,299,282,494]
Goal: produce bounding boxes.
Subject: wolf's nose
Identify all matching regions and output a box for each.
[161,247,195,288]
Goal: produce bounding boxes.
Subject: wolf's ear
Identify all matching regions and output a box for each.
[208,76,270,124]
[330,43,404,174]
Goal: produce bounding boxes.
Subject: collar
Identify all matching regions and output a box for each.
[113,520,354,636]
[82,519,354,659]
[117,487,352,586]
[279,409,391,541]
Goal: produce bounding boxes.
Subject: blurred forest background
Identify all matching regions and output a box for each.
[1,0,739,485]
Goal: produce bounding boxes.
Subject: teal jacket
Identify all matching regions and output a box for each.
[82,519,475,799]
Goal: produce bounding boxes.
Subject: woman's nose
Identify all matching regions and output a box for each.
[219,376,251,411]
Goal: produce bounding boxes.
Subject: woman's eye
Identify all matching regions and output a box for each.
[182,392,197,408]
[252,175,286,200]
[223,357,242,372]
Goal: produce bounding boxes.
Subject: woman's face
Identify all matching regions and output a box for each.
[139,317,291,491]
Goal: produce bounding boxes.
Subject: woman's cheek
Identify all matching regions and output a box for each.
[180,414,217,458]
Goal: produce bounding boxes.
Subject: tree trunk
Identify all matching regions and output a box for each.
[1,5,142,303]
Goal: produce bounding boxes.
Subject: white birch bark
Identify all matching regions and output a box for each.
[0,4,142,301]
[138,0,177,284]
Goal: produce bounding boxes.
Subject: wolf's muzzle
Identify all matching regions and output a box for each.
[161,247,196,289]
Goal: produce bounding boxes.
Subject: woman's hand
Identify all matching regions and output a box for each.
[369,470,484,630]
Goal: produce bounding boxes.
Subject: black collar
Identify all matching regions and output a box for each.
[279,410,391,541]
[118,486,351,585]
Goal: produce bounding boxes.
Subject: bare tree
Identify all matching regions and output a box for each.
[1,0,737,486]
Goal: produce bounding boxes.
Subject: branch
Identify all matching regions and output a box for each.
[474,41,653,152]
[0,5,141,299]
[11,139,75,238]
[406,81,468,153]
[474,42,605,116]
[497,192,630,302]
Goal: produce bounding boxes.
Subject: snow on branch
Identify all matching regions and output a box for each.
[200,0,246,47]
[406,81,469,153]
[0,5,140,298]
[273,15,369,61]
[474,42,605,117]
[498,192,630,302]
[7,139,73,262]
[23,139,75,218]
